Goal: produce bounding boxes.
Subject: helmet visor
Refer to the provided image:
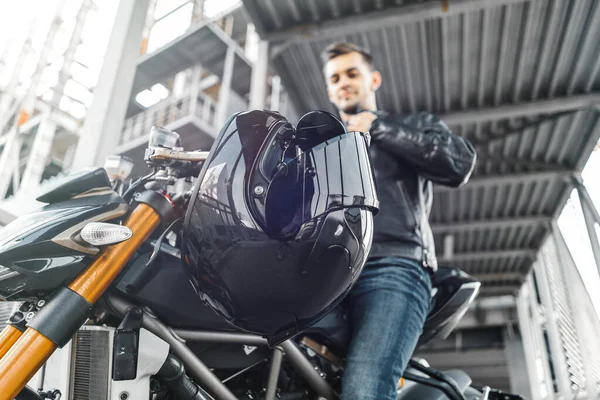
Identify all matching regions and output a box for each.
[264,131,379,239]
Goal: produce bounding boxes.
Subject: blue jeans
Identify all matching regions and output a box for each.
[341,257,432,400]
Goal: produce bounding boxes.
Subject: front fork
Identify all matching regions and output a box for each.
[0,203,161,399]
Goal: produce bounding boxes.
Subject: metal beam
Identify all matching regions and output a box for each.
[479,285,522,296]
[415,349,507,368]
[474,273,524,282]
[434,170,572,193]
[431,216,551,234]
[439,249,536,263]
[458,307,517,329]
[471,295,517,310]
[259,0,530,42]
[441,93,600,125]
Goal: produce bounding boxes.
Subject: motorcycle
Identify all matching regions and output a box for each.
[0,115,524,400]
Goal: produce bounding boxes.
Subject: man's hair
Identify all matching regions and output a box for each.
[321,42,375,70]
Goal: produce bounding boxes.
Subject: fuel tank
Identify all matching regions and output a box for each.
[0,168,128,300]
[114,248,232,331]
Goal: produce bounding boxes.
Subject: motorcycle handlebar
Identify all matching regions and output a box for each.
[145,147,209,163]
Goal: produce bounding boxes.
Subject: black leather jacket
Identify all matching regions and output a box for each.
[366,111,477,272]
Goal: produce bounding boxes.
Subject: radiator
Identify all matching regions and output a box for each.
[69,326,114,400]
[33,324,167,399]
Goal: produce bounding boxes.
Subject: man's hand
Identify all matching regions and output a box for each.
[346,112,377,133]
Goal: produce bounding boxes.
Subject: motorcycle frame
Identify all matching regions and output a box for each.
[105,293,338,400]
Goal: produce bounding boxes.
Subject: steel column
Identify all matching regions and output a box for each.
[215,46,236,126]
[503,329,534,399]
[573,175,600,278]
[270,75,281,111]
[18,115,57,195]
[71,0,150,170]
[515,282,554,400]
[249,40,269,110]
[189,65,203,116]
[192,0,206,23]
[0,127,22,199]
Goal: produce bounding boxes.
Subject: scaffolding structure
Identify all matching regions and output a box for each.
[0,0,293,223]
[0,0,94,222]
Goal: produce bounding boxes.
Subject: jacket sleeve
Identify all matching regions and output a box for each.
[369,112,477,187]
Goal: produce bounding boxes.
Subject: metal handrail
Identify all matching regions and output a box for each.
[121,91,216,145]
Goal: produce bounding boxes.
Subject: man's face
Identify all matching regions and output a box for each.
[324,52,381,114]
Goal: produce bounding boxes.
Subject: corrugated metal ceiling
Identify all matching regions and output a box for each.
[242,0,600,295]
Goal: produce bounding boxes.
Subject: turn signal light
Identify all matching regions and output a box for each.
[81,222,133,246]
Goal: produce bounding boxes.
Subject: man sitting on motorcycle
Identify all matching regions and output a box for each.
[320,42,477,400]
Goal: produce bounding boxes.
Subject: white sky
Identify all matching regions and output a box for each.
[0,0,598,314]
[0,0,241,116]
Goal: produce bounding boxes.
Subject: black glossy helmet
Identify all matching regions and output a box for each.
[182,110,378,346]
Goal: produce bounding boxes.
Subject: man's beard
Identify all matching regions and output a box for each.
[342,103,362,115]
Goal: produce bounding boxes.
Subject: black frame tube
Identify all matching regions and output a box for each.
[279,340,337,399]
[106,294,337,400]
[265,347,283,400]
[403,371,463,400]
[106,294,237,400]
[173,329,268,346]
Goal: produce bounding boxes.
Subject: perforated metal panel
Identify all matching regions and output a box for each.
[539,239,587,395]
[70,328,112,400]
[580,305,600,394]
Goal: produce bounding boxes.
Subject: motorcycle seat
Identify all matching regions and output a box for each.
[307,266,481,354]
[417,266,481,347]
